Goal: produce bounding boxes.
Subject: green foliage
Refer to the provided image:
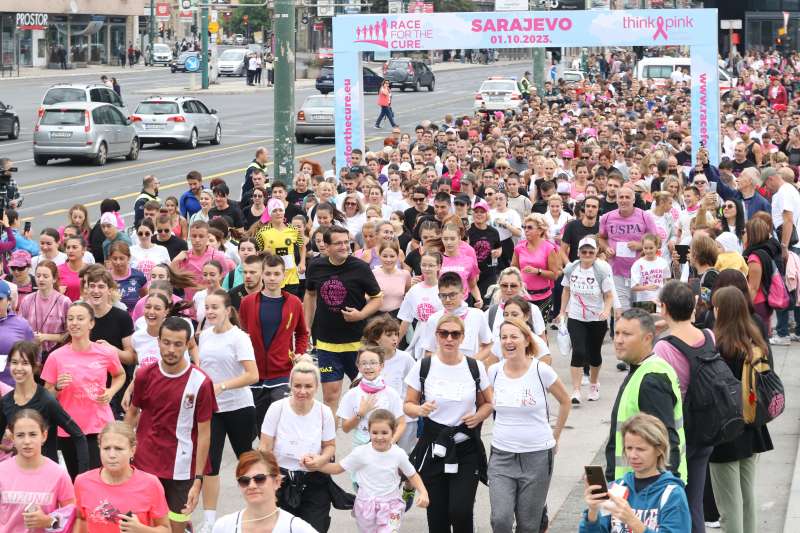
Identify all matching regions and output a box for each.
[228,1,271,35]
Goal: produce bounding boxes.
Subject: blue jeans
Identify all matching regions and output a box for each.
[375,105,396,127]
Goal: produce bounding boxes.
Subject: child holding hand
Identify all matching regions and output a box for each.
[306,409,429,533]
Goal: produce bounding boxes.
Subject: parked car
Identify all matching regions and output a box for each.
[148,43,173,66]
[635,57,737,96]
[218,48,248,77]
[170,51,200,73]
[234,34,245,45]
[561,70,585,86]
[131,96,221,149]
[315,65,383,95]
[33,102,139,166]
[0,101,20,139]
[39,83,128,120]
[295,94,334,143]
[382,58,435,91]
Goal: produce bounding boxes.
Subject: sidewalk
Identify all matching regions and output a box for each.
[0,64,165,81]
[133,58,529,95]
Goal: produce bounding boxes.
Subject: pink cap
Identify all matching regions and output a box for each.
[473,199,490,212]
[561,149,574,159]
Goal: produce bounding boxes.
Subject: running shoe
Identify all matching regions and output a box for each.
[588,384,600,401]
[705,521,721,529]
[769,335,791,346]
[791,334,800,342]
[571,390,581,405]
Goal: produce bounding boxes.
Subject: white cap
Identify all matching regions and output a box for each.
[399,162,412,172]
[578,237,598,250]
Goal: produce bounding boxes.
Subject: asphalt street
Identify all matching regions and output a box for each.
[0,62,525,230]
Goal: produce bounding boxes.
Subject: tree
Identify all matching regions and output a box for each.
[228,0,271,37]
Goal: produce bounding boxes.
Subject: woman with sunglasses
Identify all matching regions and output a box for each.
[405,314,494,533]
[74,421,170,532]
[130,219,171,280]
[718,198,746,248]
[513,213,561,320]
[485,266,547,342]
[243,186,267,231]
[213,450,317,533]
[342,193,367,239]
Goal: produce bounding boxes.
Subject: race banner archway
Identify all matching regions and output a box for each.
[332,8,719,171]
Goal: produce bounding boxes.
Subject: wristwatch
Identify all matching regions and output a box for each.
[220,383,227,391]
[195,475,204,485]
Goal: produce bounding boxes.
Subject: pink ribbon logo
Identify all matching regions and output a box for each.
[652,16,668,40]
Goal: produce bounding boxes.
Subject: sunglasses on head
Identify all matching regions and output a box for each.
[236,474,270,488]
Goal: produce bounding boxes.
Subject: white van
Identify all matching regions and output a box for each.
[635,57,736,96]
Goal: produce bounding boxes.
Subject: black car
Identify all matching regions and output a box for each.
[0,101,19,139]
[315,66,383,95]
[170,51,200,73]
[382,58,435,92]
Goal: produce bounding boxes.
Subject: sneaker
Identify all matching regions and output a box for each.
[571,390,581,405]
[588,384,600,401]
[705,521,721,529]
[549,322,559,330]
[581,374,590,386]
[194,525,212,533]
[402,487,415,512]
[616,362,629,371]
[769,335,791,346]
[791,334,800,342]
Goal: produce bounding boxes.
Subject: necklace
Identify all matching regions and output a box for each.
[242,508,278,523]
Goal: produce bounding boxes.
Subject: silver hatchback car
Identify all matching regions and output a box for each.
[33,102,139,166]
[295,94,335,143]
[132,96,222,149]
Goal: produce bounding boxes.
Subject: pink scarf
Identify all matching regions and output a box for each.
[359,376,386,394]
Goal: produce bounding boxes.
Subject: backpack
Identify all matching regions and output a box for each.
[663,330,744,447]
[563,259,611,291]
[766,257,790,310]
[419,355,481,403]
[742,346,785,426]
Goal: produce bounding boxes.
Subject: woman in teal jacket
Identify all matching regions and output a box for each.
[580,413,691,533]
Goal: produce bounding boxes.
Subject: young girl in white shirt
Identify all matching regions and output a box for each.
[312,409,429,533]
[336,346,406,447]
[630,234,671,313]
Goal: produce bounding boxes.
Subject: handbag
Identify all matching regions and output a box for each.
[777,223,799,247]
[742,347,786,426]
[766,258,790,310]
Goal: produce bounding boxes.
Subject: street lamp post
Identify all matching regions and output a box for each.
[273,0,296,186]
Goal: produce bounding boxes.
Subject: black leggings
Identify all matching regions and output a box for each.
[278,470,332,533]
[59,434,100,480]
[209,407,256,475]
[421,446,480,533]
[567,318,608,368]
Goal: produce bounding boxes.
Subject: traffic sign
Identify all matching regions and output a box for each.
[181,0,192,9]
[208,21,219,33]
[185,55,200,72]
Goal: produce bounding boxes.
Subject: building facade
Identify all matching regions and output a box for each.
[0,0,146,68]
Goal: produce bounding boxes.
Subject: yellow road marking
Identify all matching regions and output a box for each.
[31,137,382,219]
[21,138,272,191]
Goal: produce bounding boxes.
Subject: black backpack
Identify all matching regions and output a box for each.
[419,355,481,402]
[663,330,745,447]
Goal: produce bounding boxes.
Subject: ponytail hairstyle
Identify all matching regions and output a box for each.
[145,291,194,319]
[206,288,240,328]
[150,263,196,290]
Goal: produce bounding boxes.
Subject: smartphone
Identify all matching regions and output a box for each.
[675,244,690,265]
[23,221,31,233]
[24,502,37,513]
[584,465,609,499]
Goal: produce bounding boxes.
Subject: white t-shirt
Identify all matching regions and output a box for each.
[397,283,443,360]
[129,244,170,275]
[405,355,489,440]
[199,326,255,412]
[340,444,417,498]
[383,349,416,421]
[486,301,546,336]
[212,509,317,533]
[132,319,194,367]
[336,383,404,444]
[562,263,615,321]
[630,256,671,303]
[419,307,492,358]
[771,182,800,235]
[544,210,573,242]
[31,251,67,270]
[488,360,557,452]
[490,208,522,241]
[261,399,336,471]
[491,327,550,362]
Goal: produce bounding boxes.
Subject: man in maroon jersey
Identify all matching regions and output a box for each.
[125,317,217,533]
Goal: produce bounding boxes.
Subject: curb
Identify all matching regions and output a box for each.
[133,59,528,96]
[2,65,167,81]
[783,422,800,532]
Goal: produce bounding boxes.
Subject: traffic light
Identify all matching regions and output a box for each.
[190,24,197,34]
[243,14,249,26]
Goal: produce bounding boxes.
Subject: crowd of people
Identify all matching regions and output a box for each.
[0,46,795,533]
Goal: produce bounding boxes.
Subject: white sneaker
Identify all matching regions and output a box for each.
[791,334,800,342]
[581,374,590,386]
[571,390,581,405]
[769,335,791,346]
[588,384,600,401]
[705,521,721,529]
[195,524,213,533]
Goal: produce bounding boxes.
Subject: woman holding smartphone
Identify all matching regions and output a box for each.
[580,414,690,533]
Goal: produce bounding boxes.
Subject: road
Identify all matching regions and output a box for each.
[0,62,522,229]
